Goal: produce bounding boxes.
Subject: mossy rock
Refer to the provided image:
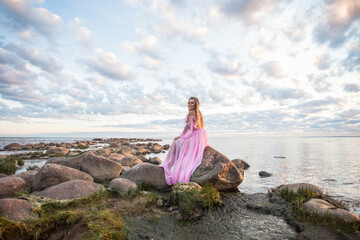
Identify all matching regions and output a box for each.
[0,156,20,175]
[171,182,222,220]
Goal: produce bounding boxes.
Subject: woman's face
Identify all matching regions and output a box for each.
[188,99,196,111]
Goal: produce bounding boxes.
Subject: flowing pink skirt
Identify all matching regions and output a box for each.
[161,128,208,185]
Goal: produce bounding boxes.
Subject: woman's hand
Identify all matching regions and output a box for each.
[174,136,180,141]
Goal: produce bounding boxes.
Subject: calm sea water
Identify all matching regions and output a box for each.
[1,136,359,216]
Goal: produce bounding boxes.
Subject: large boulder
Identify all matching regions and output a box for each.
[120,163,168,190]
[109,178,137,193]
[45,147,69,155]
[151,143,163,153]
[119,156,142,167]
[46,151,93,170]
[33,164,93,191]
[279,183,323,195]
[0,198,36,220]
[303,198,360,222]
[117,146,137,156]
[81,151,122,182]
[109,142,120,148]
[0,176,27,198]
[13,170,38,192]
[32,179,104,200]
[191,147,243,191]
[4,143,21,150]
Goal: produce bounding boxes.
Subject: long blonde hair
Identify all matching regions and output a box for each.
[189,97,204,129]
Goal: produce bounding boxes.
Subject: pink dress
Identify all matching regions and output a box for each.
[161,115,208,185]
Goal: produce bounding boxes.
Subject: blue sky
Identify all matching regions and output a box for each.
[0,0,359,137]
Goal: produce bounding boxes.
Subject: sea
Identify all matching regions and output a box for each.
[1,136,359,216]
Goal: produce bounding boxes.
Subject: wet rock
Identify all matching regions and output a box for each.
[304,198,360,222]
[232,159,250,170]
[22,144,35,150]
[4,143,21,150]
[120,163,168,190]
[45,147,69,155]
[0,176,27,198]
[119,156,143,167]
[191,147,243,191]
[259,171,272,178]
[149,157,162,165]
[32,179,104,200]
[0,198,36,220]
[278,183,323,195]
[33,164,93,191]
[109,178,137,193]
[81,151,122,182]
[231,159,245,171]
[163,144,170,150]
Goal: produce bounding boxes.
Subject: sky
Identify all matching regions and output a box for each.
[0,0,359,138]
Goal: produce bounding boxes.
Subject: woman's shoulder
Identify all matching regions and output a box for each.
[188,110,195,116]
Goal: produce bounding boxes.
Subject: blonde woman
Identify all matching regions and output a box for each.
[161,97,208,185]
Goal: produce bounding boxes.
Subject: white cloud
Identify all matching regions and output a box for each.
[0,0,62,36]
[263,61,285,78]
[87,48,132,80]
[71,17,95,47]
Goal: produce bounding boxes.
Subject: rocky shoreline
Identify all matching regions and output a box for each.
[0,138,359,239]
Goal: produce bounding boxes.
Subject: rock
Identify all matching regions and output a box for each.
[13,170,38,192]
[152,143,163,153]
[117,147,136,157]
[120,166,130,175]
[96,149,112,157]
[33,164,94,191]
[259,171,272,178]
[32,179,104,200]
[0,198,36,220]
[121,140,130,145]
[22,144,35,150]
[46,151,93,170]
[0,173,7,178]
[119,156,143,167]
[109,142,120,148]
[0,155,6,160]
[45,147,69,155]
[231,159,244,171]
[138,155,148,162]
[120,163,168,190]
[279,183,323,195]
[190,147,243,191]
[303,198,360,222]
[81,151,122,182]
[163,144,170,150]
[0,176,27,198]
[232,159,250,170]
[4,143,21,150]
[149,157,162,165]
[109,178,137,193]
[109,153,126,162]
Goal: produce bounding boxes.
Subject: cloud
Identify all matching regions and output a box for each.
[314,53,331,70]
[343,83,360,92]
[0,0,62,37]
[5,42,63,73]
[262,61,285,78]
[308,74,332,92]
[87,48,132,80]
[71,17,95,47]
[294,97,341,109]
[313,0,360,48]
[252,81,308,101]
[342,43,360,72]
[219,0,276,24]
[206,55,242,78]
[122,34,164,72]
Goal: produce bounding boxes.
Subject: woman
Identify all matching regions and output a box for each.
[161,97,208,185]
